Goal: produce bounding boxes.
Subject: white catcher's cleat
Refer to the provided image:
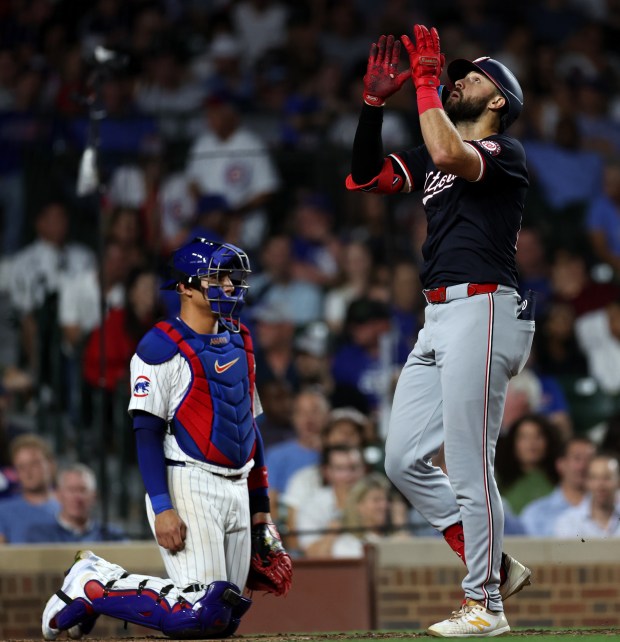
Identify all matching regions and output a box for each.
[42,551,99,641]
[428,599,511,638]
[499,552,531,601]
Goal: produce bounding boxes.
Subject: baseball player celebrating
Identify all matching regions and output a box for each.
[347,26,533,637]
[42,238,292,640]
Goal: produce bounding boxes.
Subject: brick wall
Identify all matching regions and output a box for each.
[2,538,620,638]
[0,543,373,639]
[374,538,620,631]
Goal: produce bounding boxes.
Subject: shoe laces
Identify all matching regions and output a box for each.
[449,600,484,621]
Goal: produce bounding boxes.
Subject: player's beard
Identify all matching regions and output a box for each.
[445,92,490,126]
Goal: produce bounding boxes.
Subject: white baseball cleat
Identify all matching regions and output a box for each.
[42,551,98,641]
[499,553,531,601]
[427,599,511,638]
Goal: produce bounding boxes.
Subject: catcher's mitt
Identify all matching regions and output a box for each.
[246,522,293,597]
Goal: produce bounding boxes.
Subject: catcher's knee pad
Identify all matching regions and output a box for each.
[195,581,244,638]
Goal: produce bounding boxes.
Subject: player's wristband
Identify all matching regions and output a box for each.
[249,493,271,515]
[416,84,443,115]
[151,492,174,515]
[362,92,386,107]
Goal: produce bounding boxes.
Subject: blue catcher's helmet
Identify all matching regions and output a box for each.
[162,237,251,332]
[447,56,523,132]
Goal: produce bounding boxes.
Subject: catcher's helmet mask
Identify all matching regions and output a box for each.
[162,238,251,332]
[447,57,523,132]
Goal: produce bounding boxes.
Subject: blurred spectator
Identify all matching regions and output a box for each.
[319,2,369,75]
[585,156,620,276]
[0,390,20,500]
[389,260,423,363]
[323,239,374,333]
[264,388,330,516]
[51,45,86,117]
[574,76,620,157]
[135,44,205,140]
[82,267,164,393]
[282,406,370,546]
[289,192,340,288]
[526,0,582,46]
[22,463,126,543]
[252,301,298,390]
[520,436,596,536]
[331,297,394,414]
[496,413,563,515]
[186,94,281,251]
[9,202,96,376]
[523,113,603,214]
[330,472,412,558]
[58,239,127,356]
[0,48,17,109]
[105,139,170,254]
[200,33,255,111]
[296,444,368,556]
[514,227,553,320]
[180,194,232,246]
[248,235,323,325]
[553,452,620,538]
[231,0,289,70]
[293,321,334,396]
[255,378,294,448]
[600,411,620,459]
[534,300,589,377]
[525,346,574,440]
[105,207,149,270]
[78,0,131,54]
[574,297,620,394]
[501,368,543,435]
[0,434,59,544]
[550,246,620,318]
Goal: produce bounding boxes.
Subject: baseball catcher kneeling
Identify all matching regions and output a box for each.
[42,239,292,639]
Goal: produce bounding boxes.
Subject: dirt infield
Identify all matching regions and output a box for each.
[6,631,620,642]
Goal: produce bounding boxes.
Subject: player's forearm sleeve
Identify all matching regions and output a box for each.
[350,103,385,184]
[248,425,270,515]
[134,412,173,515]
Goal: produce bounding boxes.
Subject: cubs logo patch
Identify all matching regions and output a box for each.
[479,140,501,156]
[133,375,151,397]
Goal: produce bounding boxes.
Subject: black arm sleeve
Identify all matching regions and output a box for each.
[350,103,385,184]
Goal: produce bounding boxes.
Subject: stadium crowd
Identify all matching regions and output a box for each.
[1,0,620,549]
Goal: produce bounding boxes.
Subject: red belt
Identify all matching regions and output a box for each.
[423,283,498,304]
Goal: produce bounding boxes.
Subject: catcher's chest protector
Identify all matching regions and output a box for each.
[153,320,257,468]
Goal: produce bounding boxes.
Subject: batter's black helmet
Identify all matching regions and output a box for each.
[447,57,523,132]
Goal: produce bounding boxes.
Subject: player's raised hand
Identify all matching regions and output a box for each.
[402,24,445,90]
[154,509,187,553]
[363,34,411,107]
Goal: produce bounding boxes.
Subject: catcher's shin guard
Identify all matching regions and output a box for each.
[85,578,242,639]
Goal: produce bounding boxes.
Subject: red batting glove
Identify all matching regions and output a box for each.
[401,25,445,90]
[362,34,411,107]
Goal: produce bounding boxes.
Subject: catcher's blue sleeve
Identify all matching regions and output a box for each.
[134,411,172,514]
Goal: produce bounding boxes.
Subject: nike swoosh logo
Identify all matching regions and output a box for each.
[214,357,240,374]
